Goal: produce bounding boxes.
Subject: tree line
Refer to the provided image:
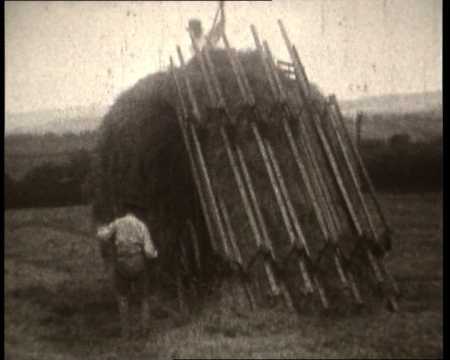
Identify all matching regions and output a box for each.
[361,134,442,192]
[5,149,93,209]
[4,133,442,210]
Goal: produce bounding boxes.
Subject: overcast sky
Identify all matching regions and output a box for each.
[5,0,442,114]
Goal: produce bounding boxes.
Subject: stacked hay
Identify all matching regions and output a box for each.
[93,48,328,293]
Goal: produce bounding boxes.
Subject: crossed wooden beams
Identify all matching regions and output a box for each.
[169,20,399,314]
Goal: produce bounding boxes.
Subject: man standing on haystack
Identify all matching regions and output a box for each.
[188,1,225,52]
[96,197,158,339]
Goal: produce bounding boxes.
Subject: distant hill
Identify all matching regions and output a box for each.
[5,91,442,135]
[338,91,442,141]
[340,110,442,142]
[5,103,107,135]
[4,91,442,179]
[5,132,98,180]
[340,91,442,115]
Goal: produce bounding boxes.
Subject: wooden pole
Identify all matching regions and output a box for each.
[278,19,397,309]
[355,112,363,152]
[170,56,219,254]
[252,25,358,307]
[187,27,281,298]
[260,30,363,306]
[223,32,314,296]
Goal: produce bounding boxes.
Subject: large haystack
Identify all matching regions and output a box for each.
[93,48,326,290]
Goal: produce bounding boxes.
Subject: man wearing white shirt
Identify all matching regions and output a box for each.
[97,199,158,338]
[188,1,225,53]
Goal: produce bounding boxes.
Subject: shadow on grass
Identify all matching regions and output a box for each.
[6,274,442,358]
[8,280,185,350]
[10,282,121,344]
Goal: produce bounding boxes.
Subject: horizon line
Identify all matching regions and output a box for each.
[5,88,442,116]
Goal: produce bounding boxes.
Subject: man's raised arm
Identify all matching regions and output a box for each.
[207,1,225,47]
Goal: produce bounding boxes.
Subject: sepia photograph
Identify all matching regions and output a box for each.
[5,1,442,358]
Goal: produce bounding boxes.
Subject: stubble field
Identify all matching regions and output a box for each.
[4,193,442,359]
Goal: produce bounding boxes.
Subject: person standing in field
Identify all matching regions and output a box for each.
[188,1,225,52]
[96,198,158,338]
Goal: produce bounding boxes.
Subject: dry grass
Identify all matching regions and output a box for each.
[4,193,442,359]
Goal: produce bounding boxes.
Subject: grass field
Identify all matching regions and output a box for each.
[4,193,442,359]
